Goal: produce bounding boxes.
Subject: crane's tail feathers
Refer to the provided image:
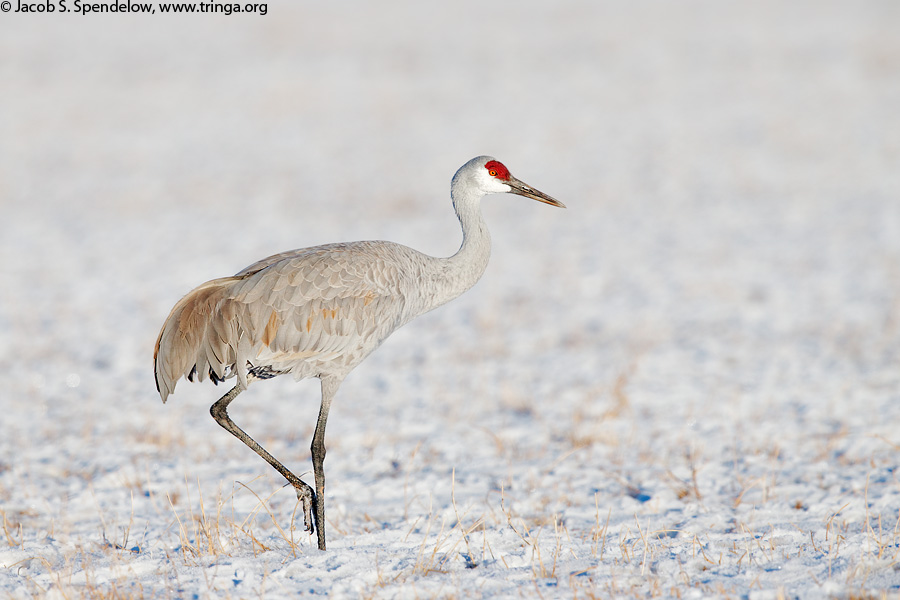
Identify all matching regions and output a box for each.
[154,277,245,402]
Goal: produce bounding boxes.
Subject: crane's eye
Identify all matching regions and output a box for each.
[484,160,510,180]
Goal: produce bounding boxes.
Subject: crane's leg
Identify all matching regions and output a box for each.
[210,385,317,539]
[310,376,339,551]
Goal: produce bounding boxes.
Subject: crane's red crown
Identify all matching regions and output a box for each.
[484,160,511,181]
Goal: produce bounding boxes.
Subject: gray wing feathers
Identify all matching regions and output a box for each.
[153,277,241,402]
[154,243,411,402]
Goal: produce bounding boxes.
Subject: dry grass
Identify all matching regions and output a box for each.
[4,457,899,600]
[165,476,313,564]
[5,393,899,600]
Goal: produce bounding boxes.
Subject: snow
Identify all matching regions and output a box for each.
[2,0,900,597]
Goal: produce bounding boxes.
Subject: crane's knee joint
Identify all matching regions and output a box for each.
[210,401,227,422]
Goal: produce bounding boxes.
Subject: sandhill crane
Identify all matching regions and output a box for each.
[153,156,565,551]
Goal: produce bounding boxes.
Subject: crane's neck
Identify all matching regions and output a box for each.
[450,183,492,289]
[420,181,492,314]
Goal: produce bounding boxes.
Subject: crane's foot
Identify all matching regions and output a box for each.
[293,481,316,535]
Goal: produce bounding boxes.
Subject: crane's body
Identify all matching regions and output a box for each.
[153,156,564,551]
[154,238,487,398]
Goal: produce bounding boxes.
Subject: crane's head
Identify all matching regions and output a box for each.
[454,156,566,208]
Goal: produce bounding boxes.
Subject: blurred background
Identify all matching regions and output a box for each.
[2,0,897,395]
[1,0,899,593]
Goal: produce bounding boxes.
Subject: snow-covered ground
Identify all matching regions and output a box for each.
[2,1,900,597]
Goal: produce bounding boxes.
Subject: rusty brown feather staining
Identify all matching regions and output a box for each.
[363,291,376,306]
[262,310,279,347]
[306,317,313,333]
[156,279,229,357]
[219,297,238,322]
[153,277,240,398]
[178,283,227,330]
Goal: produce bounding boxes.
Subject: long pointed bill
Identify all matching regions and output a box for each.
[506,176,566,208]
